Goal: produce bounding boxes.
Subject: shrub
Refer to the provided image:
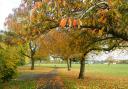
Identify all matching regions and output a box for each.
[0,46,19,82]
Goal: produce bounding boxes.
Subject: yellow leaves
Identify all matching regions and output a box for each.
[31,8,36,14]
[63,0,66,6]
[97,9,108,24]
[31,2,42,15]
[108,0,112,5]
[78,19,82,28]
[58,0,62,4]
[98,16,106,24]
[92,19,96,26]
[68,18,72,27]
[81,18,94,26]
[98,27,104,36]
[30,1,44,21]
[87,18,92,26]
[91,27,104,37]
[113,9,122,19]
[58,0,66,6]
[109,0,123,7]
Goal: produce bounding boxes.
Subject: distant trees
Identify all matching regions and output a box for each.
[106,56,115,66]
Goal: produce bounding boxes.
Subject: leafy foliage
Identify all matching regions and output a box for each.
[3,0,128,79]
[0,45,19,82]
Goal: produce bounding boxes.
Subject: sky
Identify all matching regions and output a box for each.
[88,49,128,61]
[0,0,21,30]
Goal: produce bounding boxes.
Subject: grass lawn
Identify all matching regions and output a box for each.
[56,64,128,89]
[0,64,128,89]
[35,63,128,77]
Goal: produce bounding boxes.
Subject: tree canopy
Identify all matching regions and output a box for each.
[4,0,128,79]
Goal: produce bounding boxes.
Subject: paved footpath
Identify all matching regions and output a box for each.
[37,69,64,89]
[17,69,65,89]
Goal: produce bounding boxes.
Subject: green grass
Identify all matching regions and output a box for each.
[34,64,128,77]
[86,64,128,77]
[0,80,36,89]
[55,64,128,89]
[1,64,128,89]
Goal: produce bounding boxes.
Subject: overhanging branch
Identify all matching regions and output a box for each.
[21,51,31,58]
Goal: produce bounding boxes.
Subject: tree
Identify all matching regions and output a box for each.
[40,30,73,70]
[4,1,41,70]
[106,56,115,66]
[4,0,128,79]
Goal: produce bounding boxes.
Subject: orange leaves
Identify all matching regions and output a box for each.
[35,2,42,8]
[108,0,112,5]
[73,19,77,28]
[59,18,82,29]
[44,0,50,3]
[60,18,67,28]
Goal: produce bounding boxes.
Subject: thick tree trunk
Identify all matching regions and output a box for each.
[31,57,35,70]
[78,58,85,79]
[67,59,71,71]
[69,59,72,68]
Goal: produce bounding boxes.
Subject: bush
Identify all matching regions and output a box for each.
[0,46,19,82]
[17,58,25,66]
[0,65,16,82]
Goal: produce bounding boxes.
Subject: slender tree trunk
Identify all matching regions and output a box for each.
[31,57,35,70]
[40,59,41,63]
[67,59,71,71]
[69,59,72,68]
[78,57,85,79]
[29,41,36,70]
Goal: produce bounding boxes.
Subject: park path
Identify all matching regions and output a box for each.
[17,68,65,89]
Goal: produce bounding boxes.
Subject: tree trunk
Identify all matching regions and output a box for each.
[31,57,35,70]
[67,59,71,71]
[78,57,85,79]
[69,59,72,68]
[40,59,42,63]
[29,41,36,70]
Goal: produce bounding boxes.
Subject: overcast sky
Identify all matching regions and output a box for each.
[0,0,21,30]
[88,49,128,61]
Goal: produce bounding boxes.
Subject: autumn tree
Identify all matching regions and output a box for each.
[40,30,73,70]
[4,0,42,70]
[5,0,128,78]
